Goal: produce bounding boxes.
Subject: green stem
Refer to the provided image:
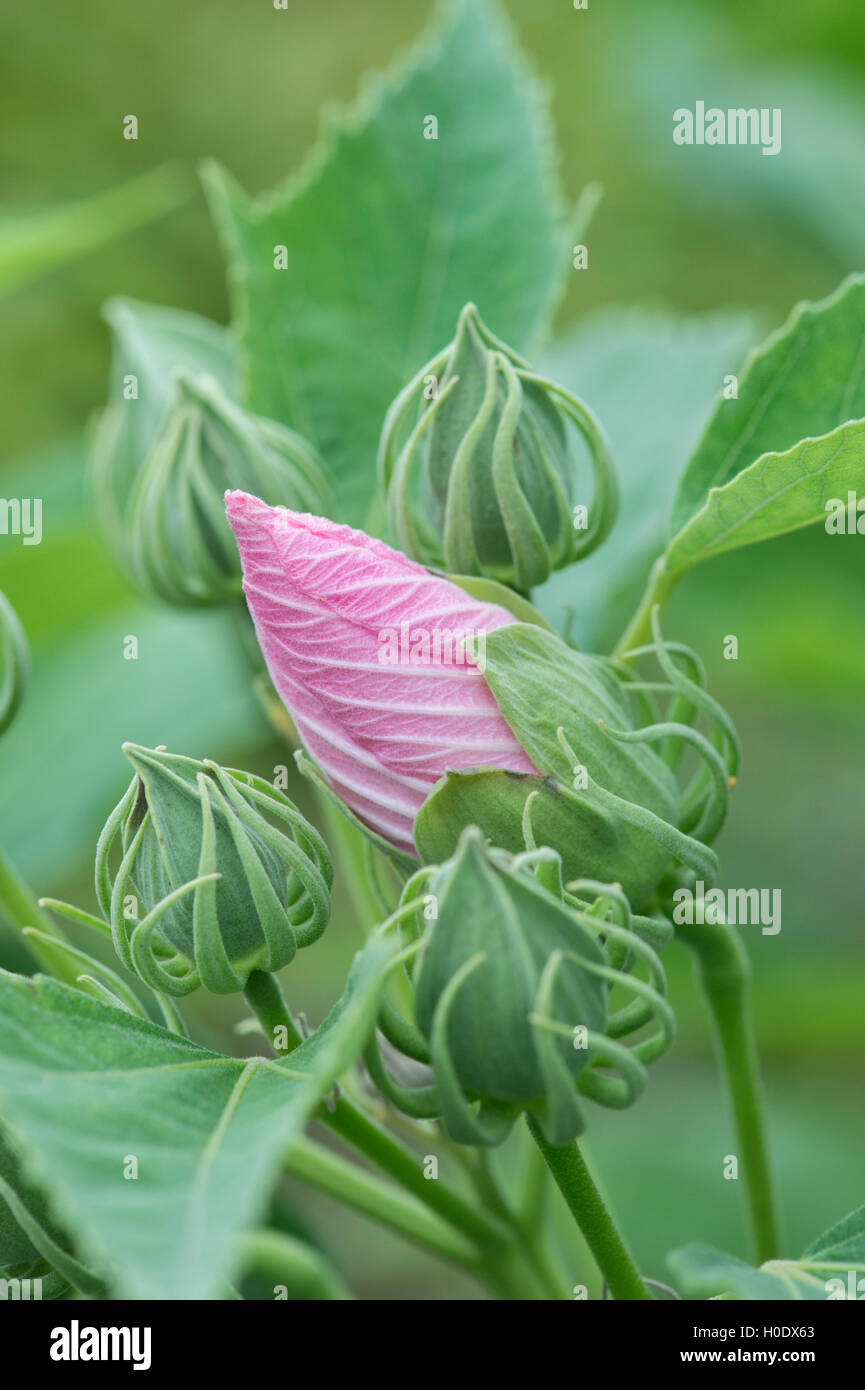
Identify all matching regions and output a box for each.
[612,557,681,659]
[0,850,77,983]
[324,1092,510,1253]
[246,970,560,1298]
[241,1227,353,1300]
[242,970,304,1051]
[676,919,780,1263]
[527,1119,652,1300]
[284,1135,480,1271]
[243,970,511,1253]
[513,1134,572,1299]
[466,1147,569,1300]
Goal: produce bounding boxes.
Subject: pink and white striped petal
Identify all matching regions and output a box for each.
[225,491,537,853]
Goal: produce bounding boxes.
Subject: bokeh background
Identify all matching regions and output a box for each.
[1,0,863,1298]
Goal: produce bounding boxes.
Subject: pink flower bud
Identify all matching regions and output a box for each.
[225,490,536,854]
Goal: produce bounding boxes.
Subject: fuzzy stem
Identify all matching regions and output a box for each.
[242,969,304,1050]
[613,558,681,660]
[676,919,780,1263]
[323,1094,510,1253]
[243,970,511,1253]
[284,1135,479,1271]
[527,1119,652,1300]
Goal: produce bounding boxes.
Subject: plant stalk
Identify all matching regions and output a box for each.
[284,1135,480,1270]
[527,1118,652,1300]
[243,971,511,1252]
[612,557,681,659]
[676,919,780,1263]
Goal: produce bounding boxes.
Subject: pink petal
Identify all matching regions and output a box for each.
[225,491,537,854]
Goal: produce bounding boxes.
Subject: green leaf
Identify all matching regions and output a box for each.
[0,936,393,1298]
[203,0,571,522]
[533,307,758,647]
[665,418,865,575]
[0,164,189,297]
[0,1127,71,1270]
[667,1244,815,1301]
[669,1209,865,1300]
[671,274,865,536]
[801,1203,865,1267]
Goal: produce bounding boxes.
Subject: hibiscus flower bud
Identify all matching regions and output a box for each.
[224,490,537,857]
[414,829,609,1145]
[365,830,675,1147]
[94,373,333,606]
[96,743,332,995]
[378,302,618,592]
[0,589,28,738]
[416,618,738,909]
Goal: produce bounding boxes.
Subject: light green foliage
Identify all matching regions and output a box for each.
[666,419,865,572]
[203,0,571,521]
[670,1205,865,1299]
[666,276,865,572]
[0,936,392,1297]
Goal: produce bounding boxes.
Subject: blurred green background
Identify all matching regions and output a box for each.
[1,0,863,1298]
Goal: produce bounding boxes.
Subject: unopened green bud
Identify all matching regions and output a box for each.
[379,303,617,591]
[95,373,334,606]
[0,589,28,738]
[96,744,332,995]
[412,830,608,1145]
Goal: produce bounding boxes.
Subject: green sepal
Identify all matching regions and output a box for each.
[95,356,334,608]
[414,767,672,910]
[437,571,556,630]
[380,301,618,592]
[413,831,607,1130]
[97,744,333,996]
[483,623,678,819]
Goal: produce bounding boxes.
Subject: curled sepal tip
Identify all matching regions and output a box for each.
[93,371,334,607]
[379,302,618,592]
[366,829,674,1148]
[95,743,333,995]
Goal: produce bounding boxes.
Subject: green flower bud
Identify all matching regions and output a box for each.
[378,303,618,591]
[415,830,608,1144]
[96,744,332,995]
[365,830,675,1147]
[0,589,28,738]
[94,372,334,606]
[415,617,739,909]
